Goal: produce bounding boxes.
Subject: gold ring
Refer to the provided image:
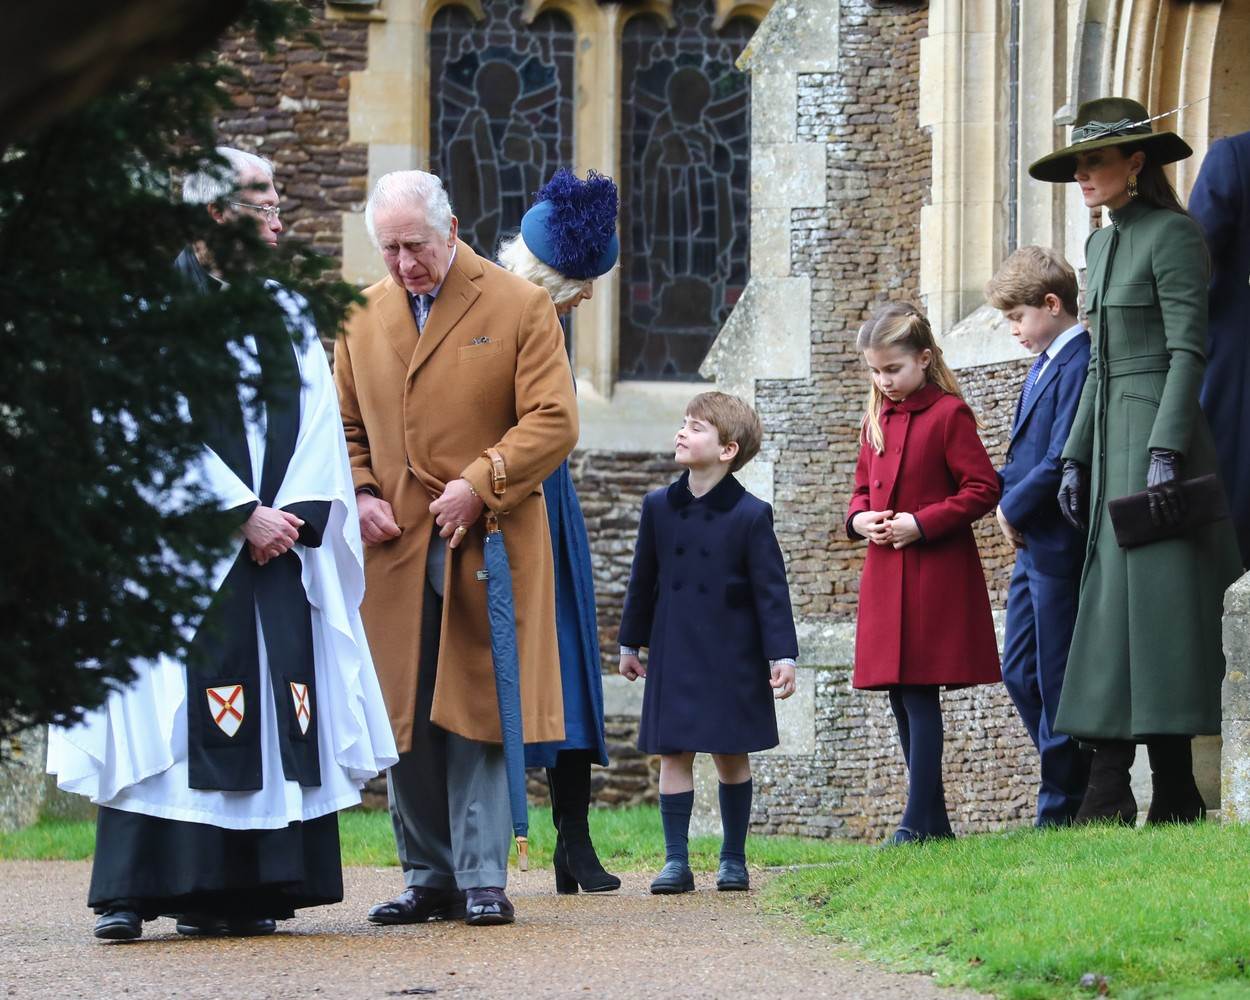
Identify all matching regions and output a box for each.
[453,524,467,535]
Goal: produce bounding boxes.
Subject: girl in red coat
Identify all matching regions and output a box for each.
[847,303,1001,844]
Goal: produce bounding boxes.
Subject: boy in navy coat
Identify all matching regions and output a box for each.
[619,392,798,894]
[987,247,1091,826]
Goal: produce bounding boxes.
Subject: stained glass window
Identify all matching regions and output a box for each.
[618,3,755,381]
[429,2,575,262]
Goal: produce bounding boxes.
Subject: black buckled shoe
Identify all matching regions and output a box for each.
[464,887,515,926]
[93,909,142,941]
[367,886,467,925]
[715,859,750,891]
[649,860,695,895]
[881,826,921,847]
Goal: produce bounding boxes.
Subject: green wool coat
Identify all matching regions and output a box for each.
[1057,199,1243,741]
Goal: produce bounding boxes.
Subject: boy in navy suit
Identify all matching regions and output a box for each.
[986,247,1091,826]
[619,392,798,894]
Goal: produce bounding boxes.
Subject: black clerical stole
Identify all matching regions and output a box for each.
[184,332,328,792]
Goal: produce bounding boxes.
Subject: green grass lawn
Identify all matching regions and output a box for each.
[764,822,1250,1000]
[8,809,1250,998]
[0,805,844,870]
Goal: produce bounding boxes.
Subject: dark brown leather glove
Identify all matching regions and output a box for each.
[1146,448,1186,528]
[1057,459,1088,534]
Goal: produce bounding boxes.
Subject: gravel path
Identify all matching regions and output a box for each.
[0,862,988,999]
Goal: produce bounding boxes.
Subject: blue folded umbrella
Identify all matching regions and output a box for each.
[483,514,530,870]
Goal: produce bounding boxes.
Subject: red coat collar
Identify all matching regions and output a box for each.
[883,381,946,415]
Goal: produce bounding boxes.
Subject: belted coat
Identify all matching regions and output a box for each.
[1057,200,1243,741]
[846,383,1001,690]
[334,241,578,752]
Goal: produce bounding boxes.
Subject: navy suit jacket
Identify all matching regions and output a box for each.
[1190,130,1250,567]
[998,332,1091,577]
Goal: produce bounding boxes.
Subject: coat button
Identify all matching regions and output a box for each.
[873,479,882,488]
[676,546,685,556]
[704,512,714,522]
[680,510,689,520]
[700,547,710,557]
[673,581,683,591]
[697,583,708,594]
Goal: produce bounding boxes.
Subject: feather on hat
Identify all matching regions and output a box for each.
[519,169,620,280]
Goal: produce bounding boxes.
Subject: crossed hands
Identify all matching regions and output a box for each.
[243,505,303,566]
[851,509,922,549]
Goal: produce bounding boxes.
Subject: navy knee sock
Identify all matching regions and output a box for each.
[718,778,753,864]
[894,686,949,836]
[659,790,694,866]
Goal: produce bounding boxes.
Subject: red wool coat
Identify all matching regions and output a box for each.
[846,383,1002,690]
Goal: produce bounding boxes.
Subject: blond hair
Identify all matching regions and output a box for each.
[984,245,1079,316]
[497,233,591,309]
[685,391,762,473]
[856,303,972,455]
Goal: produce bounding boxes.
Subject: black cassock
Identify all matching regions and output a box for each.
[90,256,340,920]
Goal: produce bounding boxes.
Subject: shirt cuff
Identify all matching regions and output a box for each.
[619,645,641,657]
[771,658,797,668]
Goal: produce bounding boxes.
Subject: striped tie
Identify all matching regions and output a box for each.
[1017,352,1048,420]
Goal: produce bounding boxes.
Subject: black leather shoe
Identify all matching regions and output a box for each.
[367,886,467,925]
[175,913,229,937]
[715,859,749,892]
[649,860,695,895]
[94,910,142,941]
[464,887,515,926]
[226,917,277,937]
[881,826,921,847]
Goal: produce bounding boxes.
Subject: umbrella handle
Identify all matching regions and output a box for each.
[515,835,529,872]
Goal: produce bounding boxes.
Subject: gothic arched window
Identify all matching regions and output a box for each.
[618,3,755,381]
[429,2,575,260]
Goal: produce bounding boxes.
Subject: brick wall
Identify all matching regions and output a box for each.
[215,2,368,277]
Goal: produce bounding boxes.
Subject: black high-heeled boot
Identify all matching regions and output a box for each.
[548,749,620,893]
[1074,740,1138,825]
[1145,736,1206,824]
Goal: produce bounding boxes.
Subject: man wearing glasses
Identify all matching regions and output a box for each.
[48,146,397,941]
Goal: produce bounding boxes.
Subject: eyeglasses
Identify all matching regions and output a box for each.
[229,201,282,222]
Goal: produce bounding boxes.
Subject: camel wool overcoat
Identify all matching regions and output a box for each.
[335,240,578,752]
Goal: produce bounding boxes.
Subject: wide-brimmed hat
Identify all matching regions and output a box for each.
[1028,97,1193,183]
[519,169,619,280]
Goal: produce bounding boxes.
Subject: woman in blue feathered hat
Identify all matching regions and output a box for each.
[498,169,621,894]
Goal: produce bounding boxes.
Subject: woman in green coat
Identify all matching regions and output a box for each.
[1029,98,1243,826]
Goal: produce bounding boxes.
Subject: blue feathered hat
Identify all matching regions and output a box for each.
[520,169,620,280]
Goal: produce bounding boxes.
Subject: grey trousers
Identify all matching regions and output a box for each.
[387,580,510,891]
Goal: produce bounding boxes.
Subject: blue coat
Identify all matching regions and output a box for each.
[619,471,799,754]
[1190,130,1250,569]
[998,332,1091,577]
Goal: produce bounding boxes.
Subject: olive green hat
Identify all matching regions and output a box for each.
[1028,97,1193,183]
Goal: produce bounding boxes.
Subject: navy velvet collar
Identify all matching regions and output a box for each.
[666,469,746,511]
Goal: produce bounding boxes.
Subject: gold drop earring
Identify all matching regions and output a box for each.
[1128,174,1139,199]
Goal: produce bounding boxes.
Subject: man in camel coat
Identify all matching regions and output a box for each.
[335,170,577,927]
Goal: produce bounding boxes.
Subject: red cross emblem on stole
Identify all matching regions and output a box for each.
[206,684,245,738]
[290,682,311,735]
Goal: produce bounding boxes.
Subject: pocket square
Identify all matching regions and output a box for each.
[470,336,492,345]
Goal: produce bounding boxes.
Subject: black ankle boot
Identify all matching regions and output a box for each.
[549,750,620,893]
[1145,736,1206,824]
[1074,740,1138,825]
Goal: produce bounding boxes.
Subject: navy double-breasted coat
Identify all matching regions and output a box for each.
[1190,130,1250,569]
[619,472,799,754]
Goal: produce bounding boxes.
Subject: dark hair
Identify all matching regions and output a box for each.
[1123,144,1188,215]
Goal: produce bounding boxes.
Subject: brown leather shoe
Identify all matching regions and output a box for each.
[464,887,515,926]
[367,886,466,925]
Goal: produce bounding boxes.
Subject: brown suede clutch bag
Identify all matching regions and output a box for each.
[1107,474,1230,549]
